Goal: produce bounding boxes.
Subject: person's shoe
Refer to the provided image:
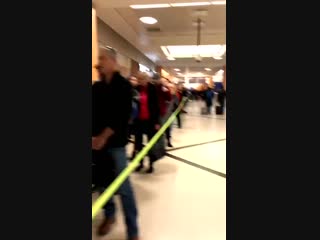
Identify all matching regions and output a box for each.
[97,217,115,236]
[167,142,173,148]
[146,166,154,174]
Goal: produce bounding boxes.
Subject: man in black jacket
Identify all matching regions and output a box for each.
[92,47,139,240]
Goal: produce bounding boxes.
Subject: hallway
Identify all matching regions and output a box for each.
[92,101,226,240]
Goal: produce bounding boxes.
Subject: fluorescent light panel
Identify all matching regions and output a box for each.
[161,46,170,57]
[130,4,170,9]
[211,1,226,5]
[161,45,226,58]
[170,2,211,7]
[130,2,225,9]
[161,46,176,60]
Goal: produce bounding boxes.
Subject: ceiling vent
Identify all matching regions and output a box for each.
[146,27,161,32]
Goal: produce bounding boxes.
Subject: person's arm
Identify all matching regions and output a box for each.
[132,89,140,102]
[92,82,132,150]
[99,127,115,140]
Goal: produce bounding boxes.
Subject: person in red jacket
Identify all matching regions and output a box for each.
[133,72,161,173]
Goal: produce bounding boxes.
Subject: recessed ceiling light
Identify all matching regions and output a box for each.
[211,1,226,5]
[205,68,212,71]
[131,4,171,9]
[139,17,158,25]
[170,2,211,7]
[174,68,181,71]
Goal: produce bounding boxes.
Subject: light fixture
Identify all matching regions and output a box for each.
[167,56,176,61]
[140,17,158,25]
[161,46,170,57]
[174,68,181,72]
[161,45,226,58]
[161,46,175,60]
[205,68,212,71]
[211,1,226,5]
[171,2,211,7]
[131,2,225,9]
[130,4,171,9]
[192,21,205,27]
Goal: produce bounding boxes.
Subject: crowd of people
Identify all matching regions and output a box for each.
[128,72,185,167]
[92,47,187,240]
[92,46,226,240]
[187,83,226,115]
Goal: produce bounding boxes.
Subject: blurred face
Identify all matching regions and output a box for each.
[168,84,177,95]
[160,78,169,87]
[129,77,138,87]
[137,74,148,86]
[98,52,116,75]
[95,65,104,80]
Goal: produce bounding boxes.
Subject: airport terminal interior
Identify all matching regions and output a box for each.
[92,1,226,239]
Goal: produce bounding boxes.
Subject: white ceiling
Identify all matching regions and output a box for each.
[93,0,226,77]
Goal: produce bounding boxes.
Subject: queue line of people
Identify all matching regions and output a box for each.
[128,72,183,173]
[92,46,186,240]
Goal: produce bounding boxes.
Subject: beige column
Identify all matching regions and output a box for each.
[92,8,98,82]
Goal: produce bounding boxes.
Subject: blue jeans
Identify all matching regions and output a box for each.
[102,147,139,239]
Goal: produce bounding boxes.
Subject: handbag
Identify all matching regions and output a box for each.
[149,134,166,162]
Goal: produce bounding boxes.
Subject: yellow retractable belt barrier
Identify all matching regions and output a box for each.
[92,97,187,219]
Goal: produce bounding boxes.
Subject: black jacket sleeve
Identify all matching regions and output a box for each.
[108,80,133,133]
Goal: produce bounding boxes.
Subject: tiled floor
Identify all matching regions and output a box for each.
[92,100,226,240]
